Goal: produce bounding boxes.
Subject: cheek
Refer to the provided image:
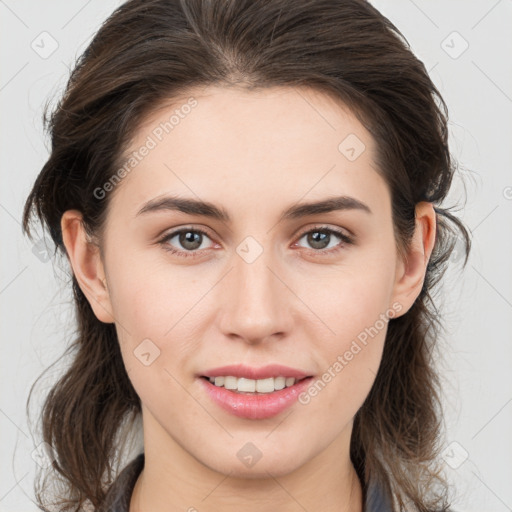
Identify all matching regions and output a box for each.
[297,258,396,405]
[107,253,206,388]
[298,289,390,427]
[109,264,197,412]
[305,258,396,347]
[107,250,181,335]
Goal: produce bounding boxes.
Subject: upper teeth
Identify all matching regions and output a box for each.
[208,376,297,393]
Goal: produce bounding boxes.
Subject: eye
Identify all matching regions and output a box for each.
[158,225,354,259]
[158,227,215,258]
[294,226,354,255]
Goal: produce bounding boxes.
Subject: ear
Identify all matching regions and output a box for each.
[61,210,114,323]
[390,201,436,316]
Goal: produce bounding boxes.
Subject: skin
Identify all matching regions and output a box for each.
[61,85,436,512]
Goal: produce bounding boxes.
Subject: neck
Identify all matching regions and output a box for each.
[131,462,363,512]
[130,414,364,512]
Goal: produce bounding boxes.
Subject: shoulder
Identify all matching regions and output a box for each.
[364,478,462,512]
[97,452,145,512]
[364,476,394,512]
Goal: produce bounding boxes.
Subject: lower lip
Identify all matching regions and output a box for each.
[199,376,314,420]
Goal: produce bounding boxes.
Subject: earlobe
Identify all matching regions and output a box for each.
[60,210,115,323]
[391,202,436,315]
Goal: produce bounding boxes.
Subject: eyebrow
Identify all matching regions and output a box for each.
[135,194,372,222]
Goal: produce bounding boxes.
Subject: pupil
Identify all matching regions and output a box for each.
[309,231,329,249]
[180,231,201,250]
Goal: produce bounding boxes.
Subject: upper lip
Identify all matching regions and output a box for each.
[200,364,312,380]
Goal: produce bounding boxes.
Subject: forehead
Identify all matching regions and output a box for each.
[107,85,388,220]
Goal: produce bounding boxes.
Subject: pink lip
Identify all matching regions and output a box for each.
[199,364,311,380]
[198,376,314,420]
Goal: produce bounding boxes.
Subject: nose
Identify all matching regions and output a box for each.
[218,246,294,345]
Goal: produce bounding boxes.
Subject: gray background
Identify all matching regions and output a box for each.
[1,1,511,511]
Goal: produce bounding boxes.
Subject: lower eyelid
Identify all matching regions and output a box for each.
[159,226,352,256]
[159,228,214,252]
[295,228,352,252]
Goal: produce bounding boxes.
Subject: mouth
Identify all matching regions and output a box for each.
[199,375,311,395]
[198,373,315,419]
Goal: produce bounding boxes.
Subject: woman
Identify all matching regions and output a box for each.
[22,0,471,511]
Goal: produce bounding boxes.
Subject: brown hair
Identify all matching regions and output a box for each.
[22,0,471,510]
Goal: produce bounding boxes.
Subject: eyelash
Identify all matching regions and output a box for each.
[158,225,354,259]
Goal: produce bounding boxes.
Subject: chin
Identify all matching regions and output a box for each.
[204,452,306,479]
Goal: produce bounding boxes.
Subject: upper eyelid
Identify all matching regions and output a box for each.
[159,224,214,238]
[161,223,351,237]
[298,224,351,237]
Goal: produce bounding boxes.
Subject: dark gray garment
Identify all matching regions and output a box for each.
[97,452,394,511]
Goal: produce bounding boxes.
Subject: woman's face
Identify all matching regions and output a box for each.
[66,85,430,479]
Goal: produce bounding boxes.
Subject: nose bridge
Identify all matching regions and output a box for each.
[219,237,291,342]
